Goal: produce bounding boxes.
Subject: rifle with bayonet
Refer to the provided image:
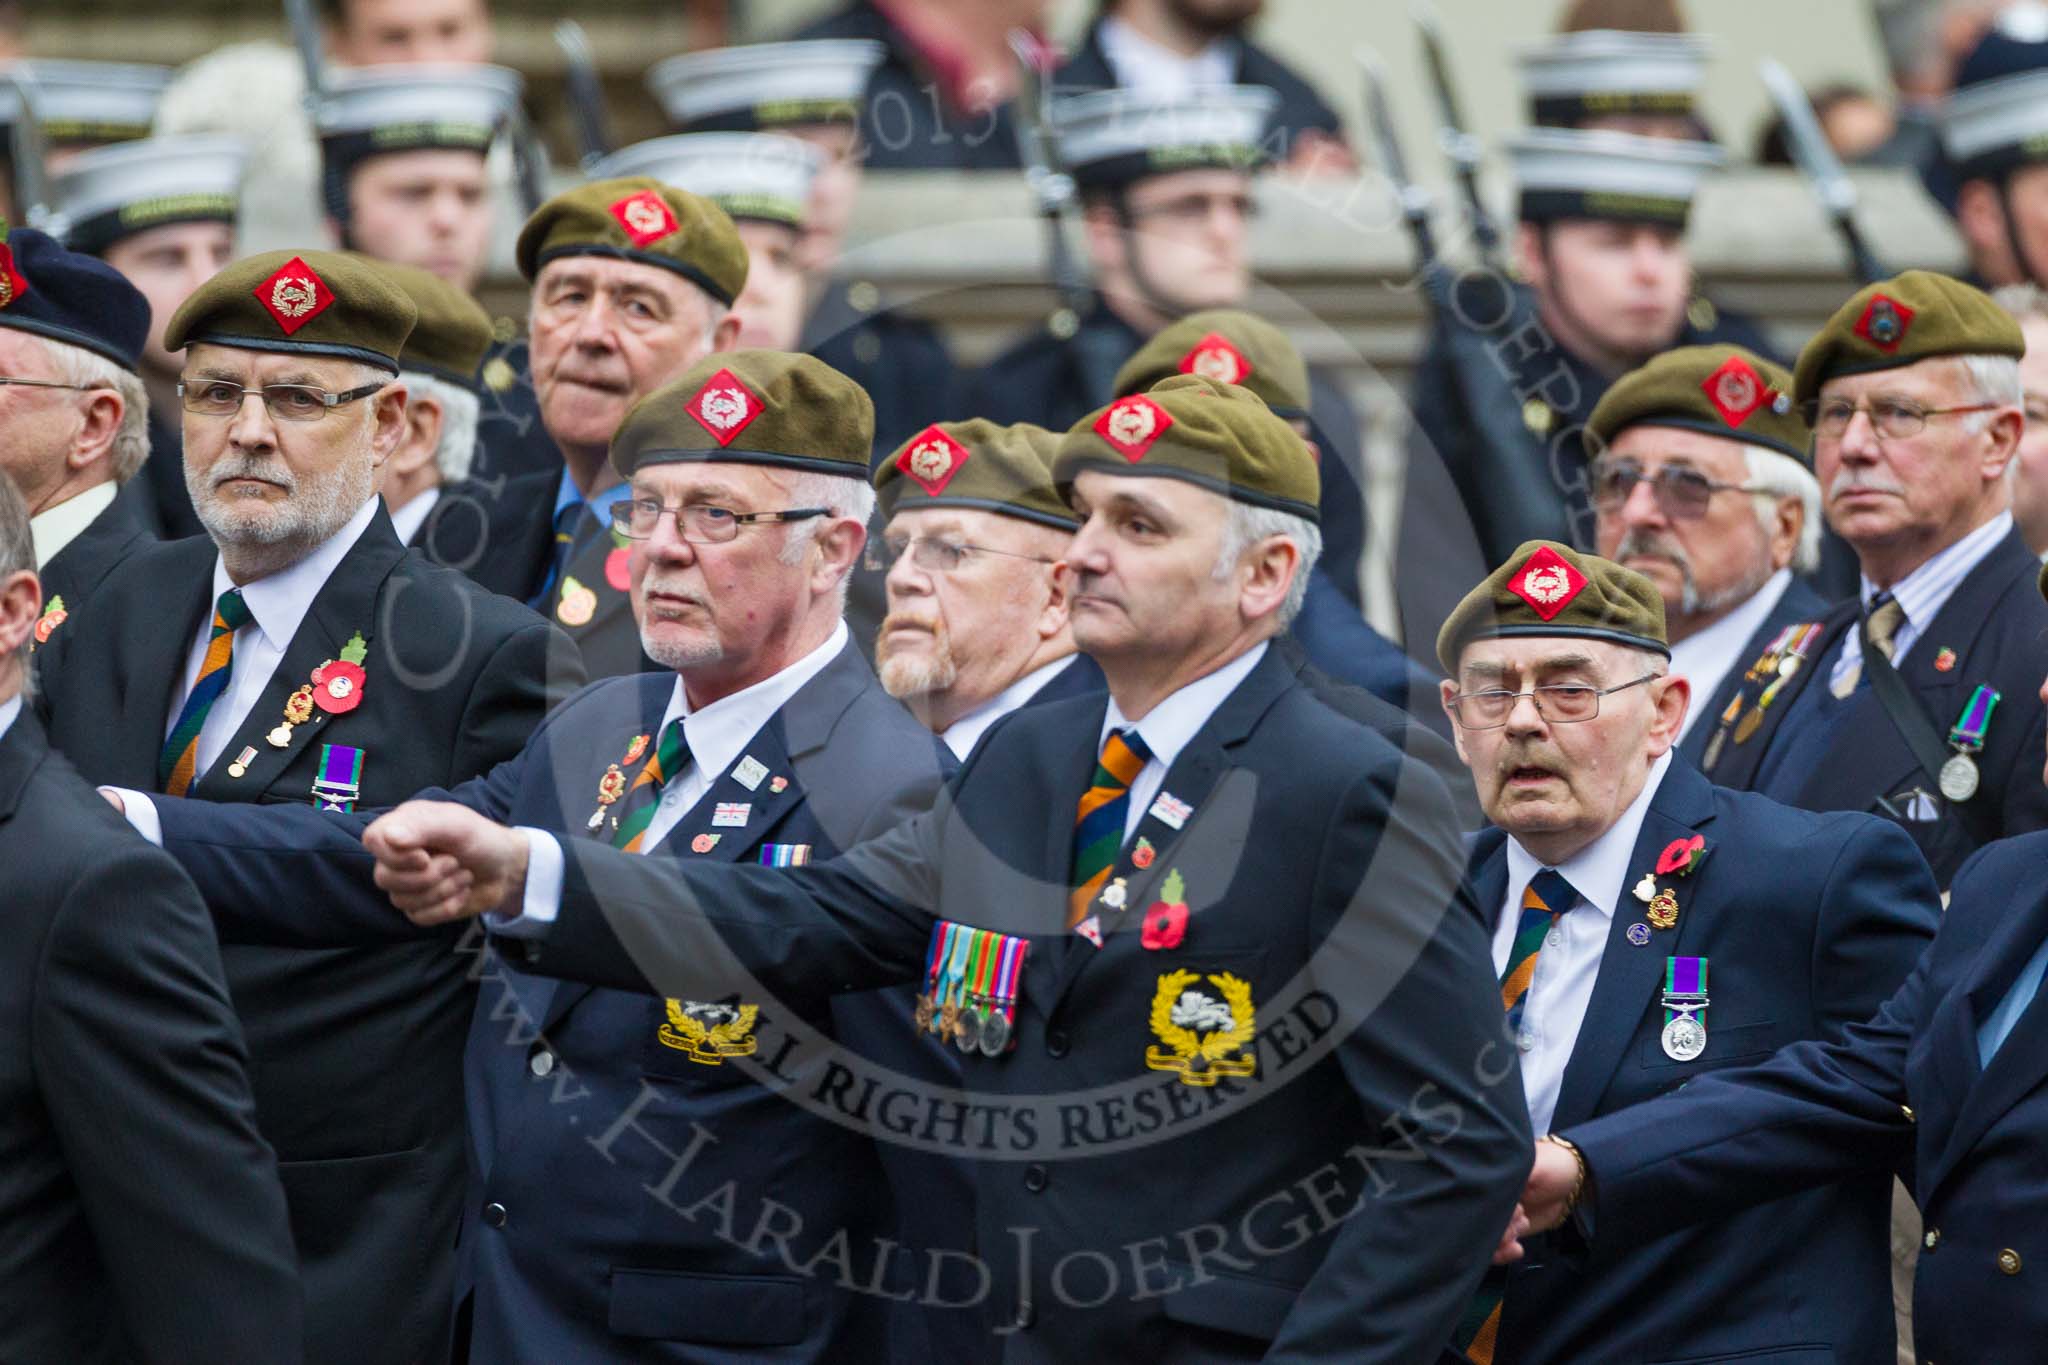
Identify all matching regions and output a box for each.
[555,21,613,175]
[1,68,51,230]
[1759,57,1886,285]
[1410,0,1502,273]
[281,0,327,110]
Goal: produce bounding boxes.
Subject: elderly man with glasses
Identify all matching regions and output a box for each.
[1586,345,1829,768]
[39,247,575,1365]
[1686,271,2048,893]
[1435,538,1937,1365]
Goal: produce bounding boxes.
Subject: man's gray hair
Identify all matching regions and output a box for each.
[1742,444,1822,574]
[40,335,149,485]
[778,470,876,612]
[1214,501,1323,628]
[1957,353,2024,417]
[0,471,34,694]
[398,370,480,484]
[1992,282,2048,328]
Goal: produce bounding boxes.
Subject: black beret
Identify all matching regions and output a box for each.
[0,226,150,372]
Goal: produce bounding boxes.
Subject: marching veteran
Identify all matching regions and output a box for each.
[1438,539,1937,1362]
[363,373,1533,1363]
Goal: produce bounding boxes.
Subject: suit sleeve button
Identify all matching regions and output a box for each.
[1045,1029,1069,1058]
[1022,1164,1048,1193]
[482,1201,508,1228]
[1998,1248,2022,1275]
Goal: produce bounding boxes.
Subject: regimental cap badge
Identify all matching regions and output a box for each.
[609,188,681,248]
[255,255,335,336]
[1507,544,1588,621]
[686,367,765,446]
[898,423,969,496]
[1854,293,1913,353]
[0,217,26,310]
[1093,394,1173,462]
[1700,354,1777,428]
[1178,332,1252,386]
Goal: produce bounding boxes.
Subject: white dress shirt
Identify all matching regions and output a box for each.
[28,482,118,570]
[1097,15,1238,95]
[1496,751,1673,1135]
[1098,641,1267,842]
[501,622,850,930]
[0,694,20,744]
[1829,511,2012,692]
[171,497,383,784]
[1668,569,1793,744]
[939,655,1078,761]
[386,487,442,548]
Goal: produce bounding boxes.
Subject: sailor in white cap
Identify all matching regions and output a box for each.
[1516,28,1713,140]
[1944,15,2048,290]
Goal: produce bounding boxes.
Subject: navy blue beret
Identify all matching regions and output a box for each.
[0,227,150,372]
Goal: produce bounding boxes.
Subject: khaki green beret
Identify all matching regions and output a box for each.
[1053,374,1320,521]
[165,248,416,373]
[611,349,873,482]
[1589,344,1810,466]
[1112,309,1312,419]
[874,419,1075,530]
[354,257,492,388]
[1436,539,1669,675]
[1793,269,2026,407]
[514,176,749,307]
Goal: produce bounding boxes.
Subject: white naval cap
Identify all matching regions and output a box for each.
[1516,30,1712,127]
[1944,68,2048,180]
[49,134,248,255]
[647,40,885,133]
[1505,126,1725,227]
[313,63,523,151]
[0,59,172,143]
[1049,84,1278,189]
[592,133,822,229]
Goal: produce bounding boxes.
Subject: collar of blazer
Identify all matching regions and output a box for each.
[0,704,47,822]
[186,507,409,802]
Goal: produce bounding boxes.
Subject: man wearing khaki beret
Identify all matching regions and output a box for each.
[1584,344,1829,768]
[362,372,1533,1363]
[1697,271,2048,891]
[1435,539,1935,1364]
[42,247,577,1365]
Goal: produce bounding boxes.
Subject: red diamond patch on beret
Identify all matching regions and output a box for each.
[1507,545,1587,621]
[686,368,764,446]
[0,241,26,310]
[1178,332,1252,386]
[898,424,970,496]
[1853,294,1913,353]
[610,190,680,248]
[254,256,334,336]
[1700,354,1775,428]
[1093,395,1174,462]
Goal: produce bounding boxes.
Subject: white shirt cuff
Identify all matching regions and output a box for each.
[104,787,162,847]
[486,827,564,937]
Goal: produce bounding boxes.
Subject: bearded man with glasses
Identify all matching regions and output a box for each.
[38,248,576,1365]
[1586,344,1828,767]
[1435,538,1937,1365]
[1678,271,2048,894]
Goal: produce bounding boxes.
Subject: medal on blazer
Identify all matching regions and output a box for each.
[310,744,365,811]
[1659,956,1709,1062]
[227,744,258,779]
[1144,969,1256,1085]
[268,686,315,747]
[1939,685,1999,803]
[1639,836,1708,932]
[916,921,1029,1054]
[587,763,627,830]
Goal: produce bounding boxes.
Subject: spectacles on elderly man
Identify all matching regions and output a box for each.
[179,377,388,422]
[1801,395,2000,442]
[1591,459,1770,521]
[1445,675,1658,729]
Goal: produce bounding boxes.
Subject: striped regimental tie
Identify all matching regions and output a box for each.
[612,719,690,854]
[158,588,253,797]
[1067,727,1153,927]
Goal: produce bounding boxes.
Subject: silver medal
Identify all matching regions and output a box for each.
[1661,1012,1707,1062]
[955,1004,982,1053]
[979,1009,1011,1056]
[1939,752,1980,803]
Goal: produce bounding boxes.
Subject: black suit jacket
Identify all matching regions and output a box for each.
[1702,527,2048,887]
[33,507,579,1365]
[33,484,154,648]
[511,645,1533,1362]
[0,711,302,1364]
[414,467,556,602]
[1566,829,2048,1365]
[144,643,962,1362]
[1673,575,1831,768]
[1467,760,1936,1363]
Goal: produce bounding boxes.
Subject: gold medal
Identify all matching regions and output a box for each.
[1647,888,1680,931]
[267,725,293,748]
[1733,707,1764,745]
[284,686,315,725]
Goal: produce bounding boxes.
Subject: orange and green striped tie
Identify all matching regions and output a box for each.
[1458,867,1578,1363]
[612,720,689,854]
[1067,727,1152,926]
[158,588,253,797]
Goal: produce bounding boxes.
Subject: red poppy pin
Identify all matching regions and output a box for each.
[605,545,633,592]
[1141,870,1189,950]
[309,632,369,715]
[1655,835,1708,877]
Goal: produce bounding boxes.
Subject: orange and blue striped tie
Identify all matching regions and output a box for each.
[612,720,689,854]
[1459,867,1578,1363]
[158,588,253,796]
[1068,727,1152,926]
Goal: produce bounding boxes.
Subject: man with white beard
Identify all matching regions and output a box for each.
[1586,344,1828,767]
[34,247,573,1365]
[869,418,1103,757]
